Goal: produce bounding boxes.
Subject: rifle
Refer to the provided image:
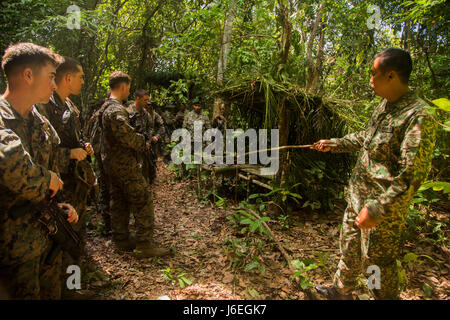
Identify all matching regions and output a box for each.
[142,132,158,184]
[128,111,158,184]
[8,192,82,265]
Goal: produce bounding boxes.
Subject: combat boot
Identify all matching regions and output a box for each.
[113,237,136,252]
[314,285,354,300]
[134,242,171,258]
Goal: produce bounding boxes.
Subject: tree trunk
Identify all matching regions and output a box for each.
[305,2,325,92]
[217,0,236,85]
[276,0,293,186]
[276,97,290,186]
[309,21,326,94]
[215,0,236,118]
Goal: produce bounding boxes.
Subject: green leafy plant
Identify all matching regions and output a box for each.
[160,268,192,289]
[227,209,271,236]
[277,214,290,229]
[315,251,331,276]
[396,252,441,292]
[249,183,303,208]
[222,237,267,274]
[402,252,440,268]
[291,259,319,290]
[406,180,449,246]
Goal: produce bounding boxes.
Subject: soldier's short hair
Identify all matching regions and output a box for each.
[109,71,131,89]
[55,56,82,84]
[375,48,412,84]
[1,42,62,78]
[135,89,149,98]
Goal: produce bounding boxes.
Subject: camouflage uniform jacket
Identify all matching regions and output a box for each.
[182,110,211,135]
[175,110,185,128]
[0,98,60,265]
[101,99,146,175]
[146,108,165,140]
[36,93,86,175]
[161,110,174,127]
[330,91,437,222]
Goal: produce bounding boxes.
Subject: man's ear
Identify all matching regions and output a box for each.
[65,73,72,83]
[387,70,395,80]
[23,68,33,84]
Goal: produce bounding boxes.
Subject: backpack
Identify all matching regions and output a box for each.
[85,99,115,155]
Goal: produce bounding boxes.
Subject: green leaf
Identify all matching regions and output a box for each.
[249,222,259,232]
[442,119,450,132]
[291,259,304,269]
[244,261,259,271]
[432,98,450,112]
[181,276,192,286]
[248,288,260,298]
[240,218,253,225]
[403,252,418,263]
[258,264,266,274]
[419,181,450,194]
[422,283,433,298]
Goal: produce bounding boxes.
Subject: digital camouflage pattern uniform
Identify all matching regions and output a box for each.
[183,109,211,162]
[127,103,160,183]
[85,100,113,232]
[0,98,63,299]
[36,93,95,243]
[144,107,166,143]
[329,91,437,299]
[174,109,185,129]
[182,109,211,136]
[101,99,153,244]
[36,94,95,293]
[144,106,166,157]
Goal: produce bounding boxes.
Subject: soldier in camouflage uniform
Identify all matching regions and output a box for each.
[126,89,162,183]
[143,99,166,158]
[0,43,78,299]
[36,57,95,245]
[101,73,169,258]
[174,104,186,129]
[182,98,211,136]
[159,103,177,163]
[312,48,437,300]
[182,98,211,163]
[85,96,112,233]
[35,57,96,298]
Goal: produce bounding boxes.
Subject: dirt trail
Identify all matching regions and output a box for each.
[84,161,449,300]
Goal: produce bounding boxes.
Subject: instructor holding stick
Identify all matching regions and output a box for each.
[310,48,437,300]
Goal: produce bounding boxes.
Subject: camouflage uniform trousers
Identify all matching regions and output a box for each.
[333,205,407,300]
[95,155,111,231]
[108,168,154,243]
[0,241,62,300]
[59,175,90,288]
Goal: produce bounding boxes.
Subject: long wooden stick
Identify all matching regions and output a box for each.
[244,143,337,156]
[194,143,337,160]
